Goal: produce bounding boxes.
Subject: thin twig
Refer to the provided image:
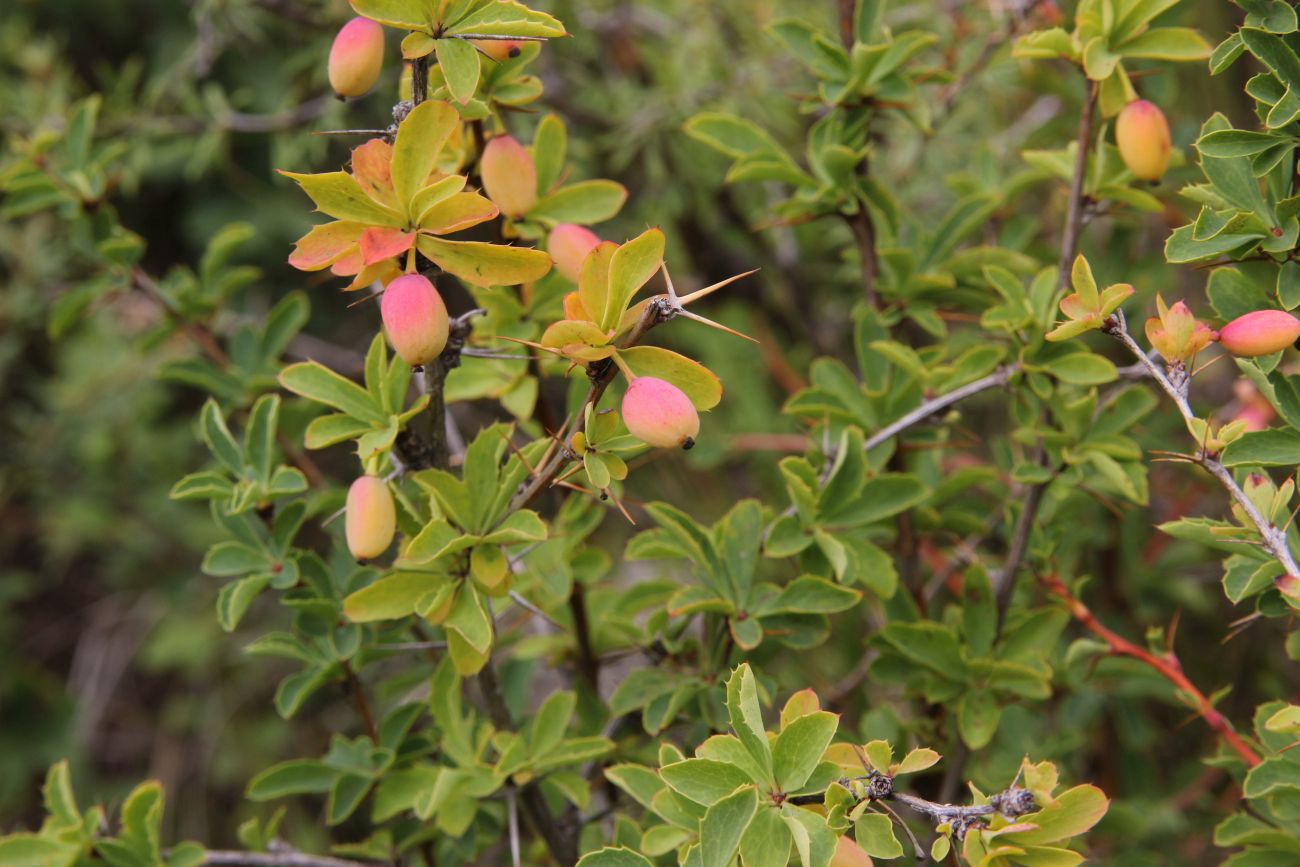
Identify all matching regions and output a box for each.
[863,365,1020,452]
[202,850,378,867]
[1056,80,1097,292]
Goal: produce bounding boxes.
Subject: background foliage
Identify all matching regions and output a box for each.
[2,0,1298,865]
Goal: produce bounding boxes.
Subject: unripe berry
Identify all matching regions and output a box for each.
[1115,99,1171,182]
[381,274,449,368]
[346,476,396,561]
[621,377,700,450]
[329,17,385,99]
[480,136,537,219]
[1216,309,1300,357]
[472,39,526,61]
[548,224,601,284]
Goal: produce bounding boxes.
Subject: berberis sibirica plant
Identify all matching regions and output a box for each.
[3,1,1300,866]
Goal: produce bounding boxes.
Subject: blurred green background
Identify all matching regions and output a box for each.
[0,1,1280,863]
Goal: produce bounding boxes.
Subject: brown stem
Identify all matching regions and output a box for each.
[1041,573,1261,768]
[568,582,600,692]
[411,56,429,107]
[1057,80,1097,292]
[477,659,579,865]
[846,210,879,308]
[994,464,1048,628]
[343,662,378,743]
[836,0,856,48]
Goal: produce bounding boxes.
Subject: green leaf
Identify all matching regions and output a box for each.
[278,171,404,226]
[685,112,788,158]
[957,690,1001,749]
[245,394,279,485]
[280,362,386,425]
[854,813,903,859]
[530,180,628,224]
[772,711,839,792]
[200,399,243,474]
[1221,430,1300,466]
[576,849,654,867]
[202,541,269,577]
[766,576,861,615]
[0,835,75,867]
[781,803,837,867]
[1198,130,1291,159]
[700,786,759,867]
[416,235,552,286]
[602,228,665,331]
[344,573,445,622]
[1000,785,1109,845]
[391,100,459,210]
[740,806,793,867]
[532,114,567,194]
[436,38,481,104]
[350,0,426,29]
[444,586,493,654]
[661,759,756,806]
[1042,352,1118,385]
[620,345,722,410]
[445,1,566,38]
[247,760,336,800]
[726,663,774,782]
[216,574,272,631]
[1117,27,1211,61]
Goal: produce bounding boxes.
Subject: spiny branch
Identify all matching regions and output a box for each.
[508,297,676,513]
[1103,311,1300,581]
[1041,572,1261,768]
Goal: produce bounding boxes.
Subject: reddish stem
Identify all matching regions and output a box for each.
[1041,573,1261,768]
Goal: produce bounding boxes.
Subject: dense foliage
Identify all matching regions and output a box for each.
[2,1,1300,865]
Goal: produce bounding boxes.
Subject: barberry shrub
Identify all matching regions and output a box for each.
[2,1,1300,866]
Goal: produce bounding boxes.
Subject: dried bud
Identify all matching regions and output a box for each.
[329,17,385,99]
[480,135,537,219]
[1144,296,1213,366]
[381,274,450,367]
[621,377,700,449]
[1216,309,1300,357]
[1116,99,1172,182]
[345,475,396,560]
[548,224,601,284]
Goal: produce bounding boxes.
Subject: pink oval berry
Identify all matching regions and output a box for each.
[548,224,601,284]
[381,274,449,367]
[329,17,385,99]
[346,475,396,561]
[480,135,537,219]
[1115,99,1171,182]
[1217,309,1300,357]
[621,377,700,450]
